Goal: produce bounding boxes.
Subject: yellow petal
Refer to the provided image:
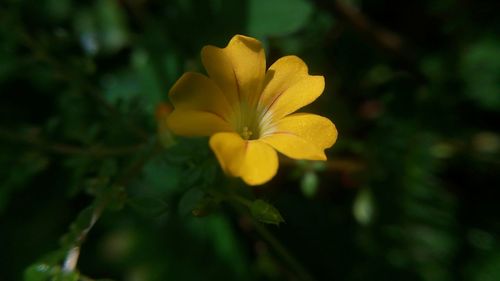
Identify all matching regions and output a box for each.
[209,133,278,185]
[167,110,232,137]
[258,56,324,122]
[169,72,231,119]
[260,113,337,161]
[201,35,266,107]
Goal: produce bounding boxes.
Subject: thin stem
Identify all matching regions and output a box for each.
[229,195,316,281]
[232,194,253,207]
[252,221,316,281]
[62,204,103,272]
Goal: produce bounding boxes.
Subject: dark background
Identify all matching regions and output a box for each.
[1,0,499,280]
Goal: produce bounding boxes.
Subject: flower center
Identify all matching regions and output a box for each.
[240,126,253,140]
[230,101,262,140]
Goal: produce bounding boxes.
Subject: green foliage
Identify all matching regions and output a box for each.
[1,0,500,280]
[24,264,79,281]
[461,39,500,110]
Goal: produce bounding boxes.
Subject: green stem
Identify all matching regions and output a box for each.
[232,194,253,207]
[252,221,316,281]
[228,193,316,281]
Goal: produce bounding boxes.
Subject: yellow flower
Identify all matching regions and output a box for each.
[167,35,338,185]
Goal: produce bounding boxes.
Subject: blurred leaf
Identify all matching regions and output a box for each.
[466,252,500,281]
[461,39,500,110]
[102,70,142,109]
[24,263,80,281]
[128,196,168,217]
[178,187,205,217]
[186,214,250,278]
[141,155,182,194]
[46,0,71,21]
[247,0,314,37]
[0,151,49,212]
[61,206,96,248]
[74,9,99,56]
[301,171,318,198]
[192,196,219,217]
[96,0,129,53]
[353,188,374,226]
[52,271,80,281]
[24,263,55,281]
[132,49,165,114]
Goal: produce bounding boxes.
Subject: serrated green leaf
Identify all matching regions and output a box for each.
[250,200,284,225]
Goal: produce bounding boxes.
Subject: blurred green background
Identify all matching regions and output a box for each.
[1,0,499,280]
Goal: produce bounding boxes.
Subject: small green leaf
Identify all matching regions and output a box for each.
[250,200,284,225]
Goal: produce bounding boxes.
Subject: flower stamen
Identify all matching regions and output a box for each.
[241,126,253,140]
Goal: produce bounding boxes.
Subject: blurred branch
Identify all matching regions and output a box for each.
[313,0,426,81]
[318,0,404,55]
[324,158,365,173]
[281,157,365,173]
[0,127,146,157]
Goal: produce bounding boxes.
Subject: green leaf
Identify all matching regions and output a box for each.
[250,200,284,225]
[247,0,314,37]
